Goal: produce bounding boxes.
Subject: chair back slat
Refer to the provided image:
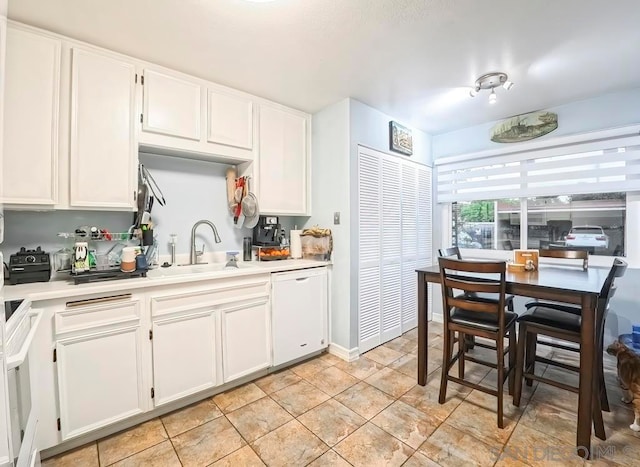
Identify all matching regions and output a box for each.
[539,248,589,270]
[439,257,507,324]
[444,277,502,295]
[448,296,502,314]
[438,247,462,259]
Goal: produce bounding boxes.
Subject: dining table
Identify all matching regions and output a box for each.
[416,263,612,459]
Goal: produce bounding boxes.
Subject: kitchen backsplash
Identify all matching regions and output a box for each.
[1,153,307,261]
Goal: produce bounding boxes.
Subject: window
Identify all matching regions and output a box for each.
[450,193,626,256]
[526,193,625,256]
[452,199,520,250]
[438,125,639,258]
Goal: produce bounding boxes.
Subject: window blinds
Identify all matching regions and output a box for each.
[435,126,640,203]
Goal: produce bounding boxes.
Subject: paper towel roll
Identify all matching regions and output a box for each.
[290,230,302,259]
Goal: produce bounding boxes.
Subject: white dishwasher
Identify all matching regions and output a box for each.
[272,268,328,366]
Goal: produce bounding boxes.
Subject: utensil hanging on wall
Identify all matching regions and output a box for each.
[242,177,260,229]
[233,176,245,227]
[226,167,237,214]
[139,164,166,207]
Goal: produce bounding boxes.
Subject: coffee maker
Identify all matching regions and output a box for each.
[253,216,281,246]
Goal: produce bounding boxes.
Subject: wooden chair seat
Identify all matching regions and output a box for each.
[451,309,518,333]
[518,306,581,333]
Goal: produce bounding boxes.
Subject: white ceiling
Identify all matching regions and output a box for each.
[8,0,640,134]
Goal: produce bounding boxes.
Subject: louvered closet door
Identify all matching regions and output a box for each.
[358,151,382,353]
[401,164,418,331]
[358,145,433,352]
[381,158,402,343]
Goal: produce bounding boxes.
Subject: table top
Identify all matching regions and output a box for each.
[416,263,611,295]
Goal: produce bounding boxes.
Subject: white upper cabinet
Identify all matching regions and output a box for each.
[3,26,60,205]
[70,47,137,209]
[138,69,256,163]
[141,69,201,141]
[258,104,309,215]
[207,88,253,150]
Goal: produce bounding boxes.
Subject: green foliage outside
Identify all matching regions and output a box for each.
[459,201,494,222]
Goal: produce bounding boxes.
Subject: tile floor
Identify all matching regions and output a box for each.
[43,326,640,466]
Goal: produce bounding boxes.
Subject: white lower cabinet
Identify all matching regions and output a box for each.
[33,269,330,452]
[54,296,145,440]
[272,268,328,366]
[151,309,217,407]
[220,297,271,383]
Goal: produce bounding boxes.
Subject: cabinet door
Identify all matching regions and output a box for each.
[207,89,252,149]
[56,326,144,440]
[142,69,201,141]
[70,48,136,208]
[3,27,60,205]
[272,269,327,366]
[258,105,308,214]
[220,298,270,383]
[152,310,217,407]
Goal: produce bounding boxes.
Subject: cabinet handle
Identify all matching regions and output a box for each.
[295,277,310,282]
[66,293,132,308]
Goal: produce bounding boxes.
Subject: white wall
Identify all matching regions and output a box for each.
[430,88,640,337]
[139,153,251,257]
[305,98,351,350]
[307,97,432,353]
[433,88,640,158]
[348,99,432,349]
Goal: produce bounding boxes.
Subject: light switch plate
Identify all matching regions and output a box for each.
[333,212,340,224]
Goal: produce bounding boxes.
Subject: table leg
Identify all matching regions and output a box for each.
[418,272,428,386]
[577,293,597,458]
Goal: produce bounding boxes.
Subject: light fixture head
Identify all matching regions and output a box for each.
[469,72,513,102]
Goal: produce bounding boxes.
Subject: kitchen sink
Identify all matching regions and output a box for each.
[147,262,258,278]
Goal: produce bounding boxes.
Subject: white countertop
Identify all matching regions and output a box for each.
[3,259,330,303]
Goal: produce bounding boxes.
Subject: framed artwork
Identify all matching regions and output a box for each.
[490,111,558,143]
[389,121,413,156]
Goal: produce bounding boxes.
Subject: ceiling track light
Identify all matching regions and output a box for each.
[469,72,514,103]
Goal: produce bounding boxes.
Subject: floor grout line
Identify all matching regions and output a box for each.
[46,328,630,467]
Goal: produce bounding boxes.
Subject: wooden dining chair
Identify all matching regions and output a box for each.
[438,257,517,428]
[521,248,619,410]
[513,259,627,439]
[438,247,515,312]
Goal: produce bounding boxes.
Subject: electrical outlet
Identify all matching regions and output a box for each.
[333,212,340,225]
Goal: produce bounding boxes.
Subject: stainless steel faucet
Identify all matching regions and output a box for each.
[190,220,222,264]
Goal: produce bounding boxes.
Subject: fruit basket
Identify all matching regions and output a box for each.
[257,246,290,261]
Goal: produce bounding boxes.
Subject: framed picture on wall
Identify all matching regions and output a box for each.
[389,121,413,156]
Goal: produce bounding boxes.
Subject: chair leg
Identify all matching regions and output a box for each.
[496,331,505,429]
[439,329,453,404]
[525,331,537,387]
[593,378,606,440]
[597,338,610,412]
[508,327,516,396]
[513,322,526,407]
[507,297,514,312]
[464,334,475,350]
[459,332,466,379]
